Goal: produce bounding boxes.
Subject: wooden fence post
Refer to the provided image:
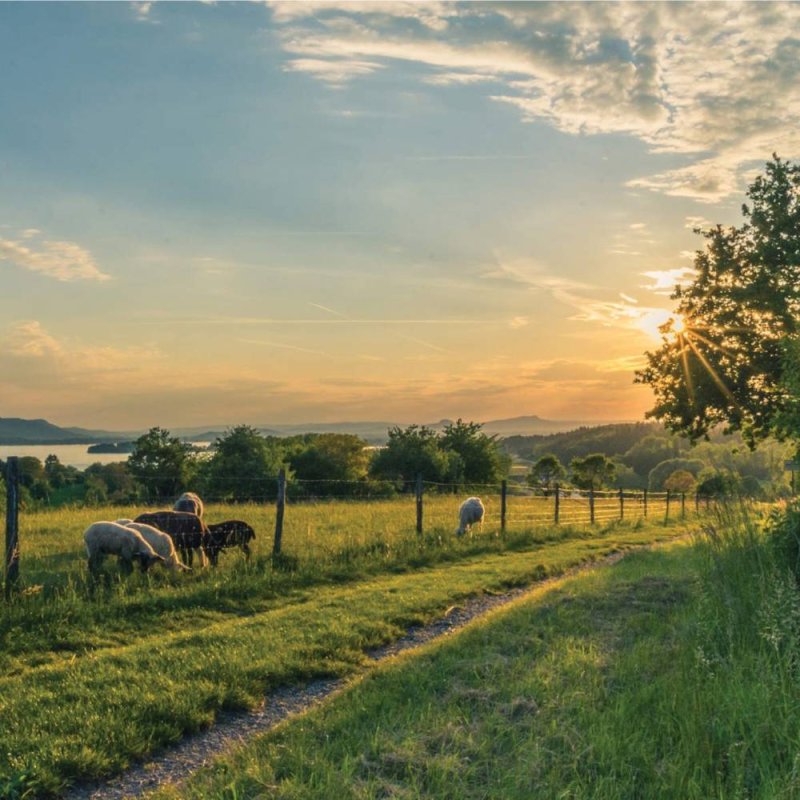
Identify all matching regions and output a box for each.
[665,489,671,524]
[589,486,595,525]
[273,468,286,556]
[415,473,423,535]
[619,487,624,521]
[5,457,20,598]
[681,492,686,519]
[500,480,507,533]
[554,484,560,525]
[643,488,648,519]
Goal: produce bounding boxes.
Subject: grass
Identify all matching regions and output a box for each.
[150,505,800,800]
[0,498,693,798]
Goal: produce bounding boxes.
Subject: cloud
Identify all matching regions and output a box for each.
[0,232,110,282]
[266,1,800,200]
[508,316,529,329]
[640,267,697,295]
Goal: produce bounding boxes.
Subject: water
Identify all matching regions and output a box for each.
[0,444,129,469]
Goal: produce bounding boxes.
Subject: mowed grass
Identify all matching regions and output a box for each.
[153,517,800,800]
[0,497,693,798]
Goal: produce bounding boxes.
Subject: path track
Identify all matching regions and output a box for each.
[67,549,633,800]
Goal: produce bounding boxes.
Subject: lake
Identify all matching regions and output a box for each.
[0,444,130,469]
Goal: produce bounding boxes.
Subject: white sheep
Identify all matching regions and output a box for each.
[173,491,204,518]
[456,496,485,536]
[84,521,165,574]
[116,520,191,572]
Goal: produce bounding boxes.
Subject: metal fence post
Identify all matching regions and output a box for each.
[273,468,286,556]
[681,492,686,519]
[619,487,624,521]
[500,479,507,533]
[643,488,648,519]
[589,486,595,525]
[5,457,20,598]
[665,489,671,524]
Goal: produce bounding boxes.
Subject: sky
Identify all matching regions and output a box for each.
[1,0,799,430]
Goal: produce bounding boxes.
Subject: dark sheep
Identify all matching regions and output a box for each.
[134,510,210,567]
[205,520,256,566]
[173,491,204,518]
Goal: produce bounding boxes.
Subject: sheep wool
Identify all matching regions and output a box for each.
[456,497,485,536]
[117,520,191,572]
[84,521,165,573]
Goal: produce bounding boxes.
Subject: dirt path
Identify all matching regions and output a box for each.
[66,551,630,800]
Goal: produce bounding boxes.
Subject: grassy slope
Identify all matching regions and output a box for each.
[1,519,685,797]
[153,528,800,800]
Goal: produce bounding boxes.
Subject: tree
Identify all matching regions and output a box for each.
[440,419,508,485]
[622,434,686,479]
[569,453,616,490]
[287,433,373,497]
[129,427,194,501]
[527,453,566,493]
[663,469,697,494]
[637,156,800,447]
[648,458,705,492]
[204,425,286,502]
[369,425,459,489]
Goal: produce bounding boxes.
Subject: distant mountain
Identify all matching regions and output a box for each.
[0,418,112,445]
[0,415,629,446]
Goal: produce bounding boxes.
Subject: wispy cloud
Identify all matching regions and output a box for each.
[640,267,697,296]
[267,2,800,200]
[0,232,110,282]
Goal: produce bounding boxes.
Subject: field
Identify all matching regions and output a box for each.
[0,497,697,798]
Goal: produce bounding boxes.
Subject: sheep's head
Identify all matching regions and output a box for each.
[136,552,166,572]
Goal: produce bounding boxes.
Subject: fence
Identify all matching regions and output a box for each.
[2,456,718,595]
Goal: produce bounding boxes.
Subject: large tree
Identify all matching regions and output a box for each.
[636,156,800,447]
[128,427,194,501]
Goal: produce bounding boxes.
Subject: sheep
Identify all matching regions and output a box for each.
[84,521,165,575]
[173,491,204,518]
[134,510,210,568]
[456,496,485,536]
[205,520,256,566]
[116,520,191,572]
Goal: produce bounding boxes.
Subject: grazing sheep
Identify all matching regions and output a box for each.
[205,520,256,566]
[173,491,204,518]
[84,521,165,575]
[456,497,485,536]
[134,510,209,568]
[116,520,191,572]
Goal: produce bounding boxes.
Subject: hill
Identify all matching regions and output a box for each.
[0,415,617,446]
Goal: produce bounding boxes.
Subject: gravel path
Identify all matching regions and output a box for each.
[66,550,628,800]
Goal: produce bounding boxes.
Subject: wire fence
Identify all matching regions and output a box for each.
[3,457,723,595]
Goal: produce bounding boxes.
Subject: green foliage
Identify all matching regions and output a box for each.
[504,422,661,464]
[696,469,741,498]
[569,453,616,490]
[203,425,286,502]
[663,469,697,494]
[622,433,688,477]
[637,155,800,445]
[128,427,194,501]
[527,453,566,491]
[370,420,507,489]
[648,458,705,492]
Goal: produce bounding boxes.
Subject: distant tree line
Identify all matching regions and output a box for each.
[511,422,792,499]
[0,419,510,509]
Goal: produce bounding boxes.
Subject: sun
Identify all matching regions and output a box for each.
[672,316,686,335]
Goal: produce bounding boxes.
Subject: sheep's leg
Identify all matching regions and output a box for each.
[242,543,251,559]
[119,557,133,576]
